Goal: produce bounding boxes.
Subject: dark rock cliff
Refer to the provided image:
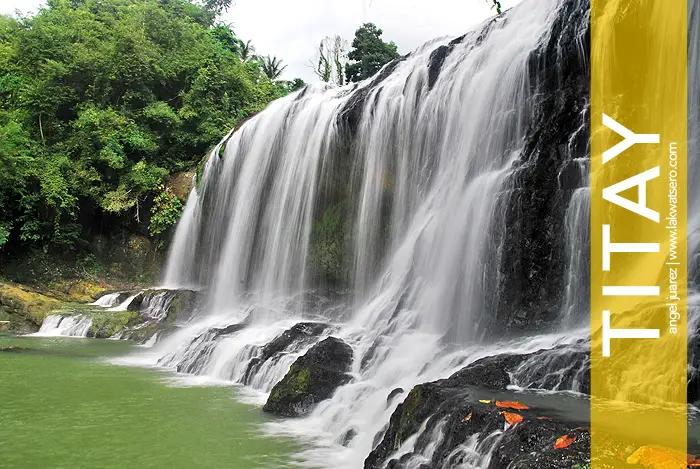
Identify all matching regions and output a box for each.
[308,0,592,336]
[487,0,590,335]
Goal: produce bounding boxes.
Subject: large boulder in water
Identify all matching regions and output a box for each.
[263,336,353,417]
[244,322,331,384]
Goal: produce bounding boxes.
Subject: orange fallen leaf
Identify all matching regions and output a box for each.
[463,412,472,422]
[496,400,529,410]
[536,416,552,421]
[627,445,687,469]
[478,399,493,404]
[501,411,523,425]
[553,434,576,450]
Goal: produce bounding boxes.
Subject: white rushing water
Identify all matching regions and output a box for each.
[98,0,699,465]
[89,292,122,308]
[108,293,140,312]
[35,314,93,338]
[122,0,593,466]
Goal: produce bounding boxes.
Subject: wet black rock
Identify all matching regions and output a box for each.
[387,387,404,404]
[243,322,331,384]
[484,0,590,336]
[365,355,515,469]
[364,346,590,469]
[263,337,353,417]
[341,428,358,447]
[339,57,406,136]
[427,45,450,90]
[490,424,590,469]
[367,390,590,469]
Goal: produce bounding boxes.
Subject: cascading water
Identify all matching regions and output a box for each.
[89,292,122,308]
[125,0,608,466]
[108,293,140,312]
[560,107,590,326]
[35,315,93,337]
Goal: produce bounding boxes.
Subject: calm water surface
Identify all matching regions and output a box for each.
[0,335,300,469]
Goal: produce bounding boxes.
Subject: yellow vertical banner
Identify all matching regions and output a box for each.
[591,0,687,467]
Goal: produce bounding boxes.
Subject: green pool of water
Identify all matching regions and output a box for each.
[0,335,300,469]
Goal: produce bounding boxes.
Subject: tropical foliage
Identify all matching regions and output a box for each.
[345,23,400,83]
[260,56,287,80]
[0,0,302,254]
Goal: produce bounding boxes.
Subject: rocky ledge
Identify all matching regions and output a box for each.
[365,353,591,469]
[264,336,353,417]
[244,322,332,385]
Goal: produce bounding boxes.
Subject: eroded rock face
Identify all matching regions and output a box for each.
[126,289,199,321]
[482,0,590,336]
[243,322,331,385]
[365,356,515,469]
[83,288,203,342]
[263,336,353,417]
[364,347,591,469]
[375,401,590,469]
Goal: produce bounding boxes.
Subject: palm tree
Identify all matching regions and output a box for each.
[235,39,255,62]
[260,55,287,80]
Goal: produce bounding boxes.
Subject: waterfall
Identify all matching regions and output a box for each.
[108,293,140,312]
[162,188,201,289]
[560,106,591,326]
[89,292,122,308]
[163,0,580,331]
[35,315,93,338]
[141,0,594,466]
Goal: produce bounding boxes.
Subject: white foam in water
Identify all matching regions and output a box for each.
[89,292,122,308]
[34,314,93,338]
[141,332,160,348]
[108,293,140,311]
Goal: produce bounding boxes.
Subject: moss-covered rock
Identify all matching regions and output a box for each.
[263,336,353,417]
[0,283,64,333]
[87,310,141,339]
[308,202,352,286]
[243,322,331,384]
[126,289,198,320]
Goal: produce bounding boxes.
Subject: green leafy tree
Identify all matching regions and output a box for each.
[345,23,399,83]
[235,39,255,61]
[150,185,184,236]
[260,55,287,80]
[0,0,296,253]
[203,0,232,17]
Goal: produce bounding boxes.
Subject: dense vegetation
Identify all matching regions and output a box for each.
[313,23,400,86]
[345,23,399,83]
[0,0,302,258]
